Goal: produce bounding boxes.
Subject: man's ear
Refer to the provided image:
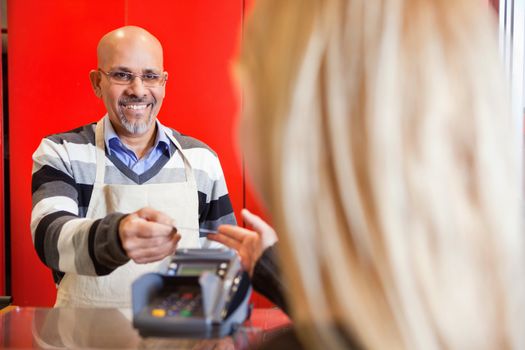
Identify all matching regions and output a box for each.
[161,71,168,97]
[89,70,102,98]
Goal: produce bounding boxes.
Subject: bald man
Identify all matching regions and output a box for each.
[31,26,236,307]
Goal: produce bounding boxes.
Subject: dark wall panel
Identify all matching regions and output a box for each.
[0,5,4,297]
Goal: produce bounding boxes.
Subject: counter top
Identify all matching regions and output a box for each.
[0,307,291,349]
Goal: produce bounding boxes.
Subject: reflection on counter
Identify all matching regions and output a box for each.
[32,308,140,348]
[0,307,279,349]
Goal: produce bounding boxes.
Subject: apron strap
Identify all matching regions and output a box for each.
[94,119,106,185]
[162,125,196,185]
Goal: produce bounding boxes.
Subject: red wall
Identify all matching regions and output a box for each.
[7,0,271,306]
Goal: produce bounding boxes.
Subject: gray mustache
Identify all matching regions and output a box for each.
[119,98,154,104]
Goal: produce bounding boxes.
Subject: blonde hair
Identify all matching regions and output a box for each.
[238,0,525,349]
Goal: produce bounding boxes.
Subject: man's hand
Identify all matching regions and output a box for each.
[118,207,181,264]
[207,209,278,276]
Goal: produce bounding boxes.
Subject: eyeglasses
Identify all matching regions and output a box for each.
[98,68,167,87]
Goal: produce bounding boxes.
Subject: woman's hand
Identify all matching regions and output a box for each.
[207,209,278,276]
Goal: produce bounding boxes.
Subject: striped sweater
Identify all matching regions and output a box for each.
[31,120,236,283]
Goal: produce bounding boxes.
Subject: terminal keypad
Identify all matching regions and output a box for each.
[151,289,203,318]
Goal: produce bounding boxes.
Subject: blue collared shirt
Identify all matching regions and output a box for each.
[104,116,171,175]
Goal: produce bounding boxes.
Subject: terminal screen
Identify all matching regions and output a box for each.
[177,263,218,276]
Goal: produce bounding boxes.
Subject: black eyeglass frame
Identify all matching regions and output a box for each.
[98,68,168,87]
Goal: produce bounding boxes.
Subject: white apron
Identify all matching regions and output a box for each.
[55,118,201,308]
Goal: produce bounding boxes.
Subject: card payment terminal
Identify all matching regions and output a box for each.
[132,249,252,338]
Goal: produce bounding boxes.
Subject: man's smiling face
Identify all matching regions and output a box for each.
[91,27,167,137]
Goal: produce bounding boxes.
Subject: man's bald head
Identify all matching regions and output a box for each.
[90,26,167,138]
[97,26,164,69]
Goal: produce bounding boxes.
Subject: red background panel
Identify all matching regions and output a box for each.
[8,0,126,306]
[126,0,244,229]
[7,0,261,306]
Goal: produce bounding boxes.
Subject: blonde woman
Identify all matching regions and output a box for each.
[210,0,525,348]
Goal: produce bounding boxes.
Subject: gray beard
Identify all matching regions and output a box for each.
[118,111,154,135]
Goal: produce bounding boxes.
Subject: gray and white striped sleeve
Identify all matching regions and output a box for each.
[31,137,129,276]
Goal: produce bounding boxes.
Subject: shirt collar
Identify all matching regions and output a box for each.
[103,115,170,154]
